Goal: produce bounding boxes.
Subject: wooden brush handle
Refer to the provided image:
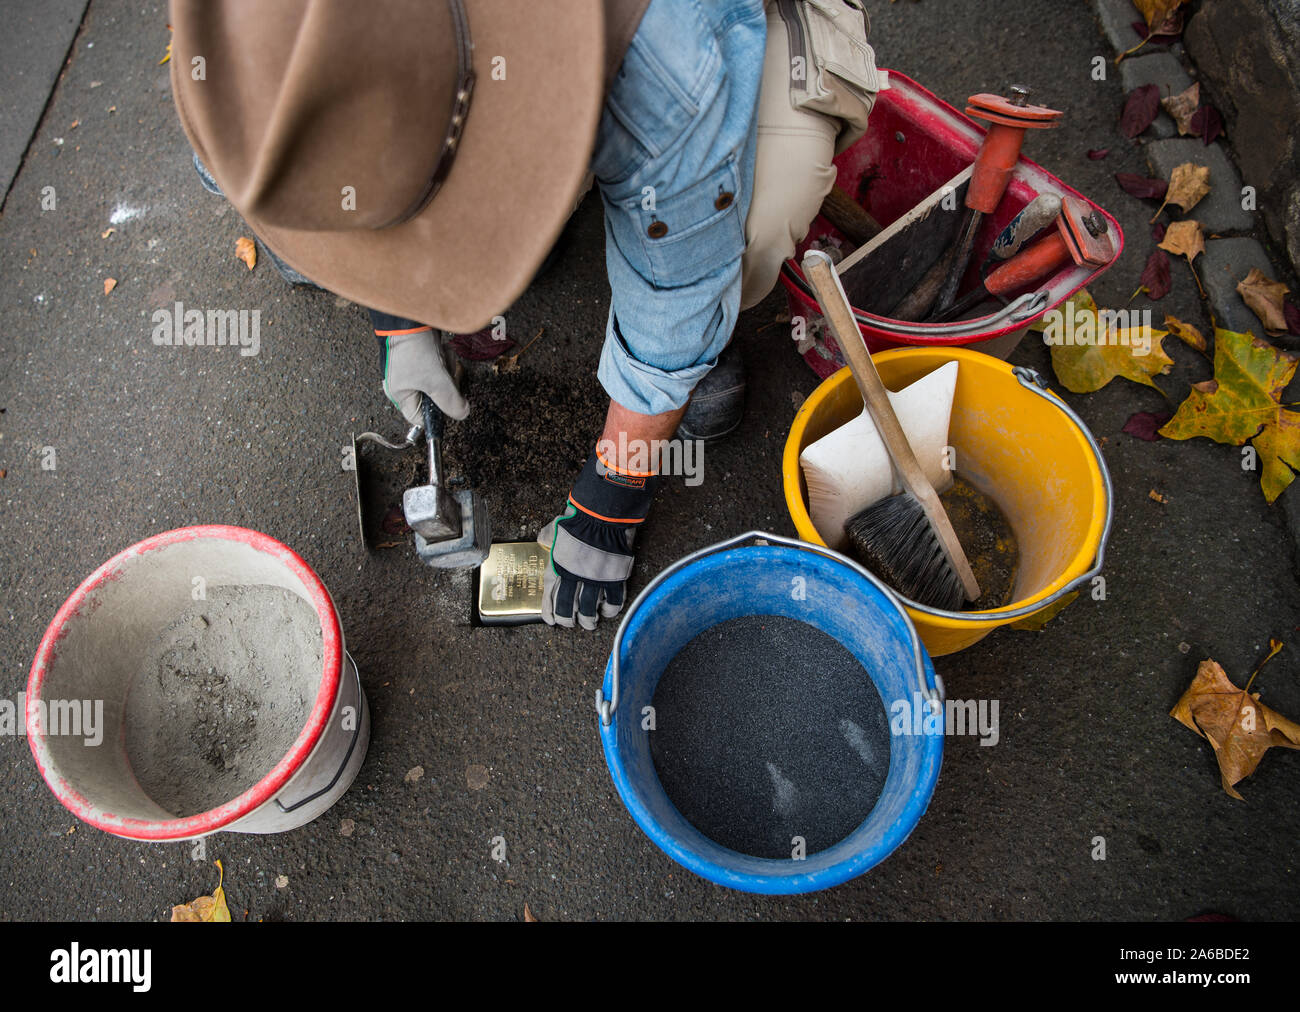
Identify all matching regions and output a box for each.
[802,250,981,601]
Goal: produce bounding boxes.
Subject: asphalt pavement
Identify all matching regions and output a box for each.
[0,0,1296,921]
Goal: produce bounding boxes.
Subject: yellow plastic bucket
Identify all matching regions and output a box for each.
[783,348,1111,656]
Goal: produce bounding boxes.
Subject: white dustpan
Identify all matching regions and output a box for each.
[799,360,958,551]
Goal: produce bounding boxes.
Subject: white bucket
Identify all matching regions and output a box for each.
[27,525,370,841]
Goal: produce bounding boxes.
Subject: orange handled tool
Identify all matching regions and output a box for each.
[936,196,1115,321]
[928,86,1062,320]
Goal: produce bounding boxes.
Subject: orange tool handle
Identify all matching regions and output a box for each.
[983,232,1070,296]
[967,123,1027,215]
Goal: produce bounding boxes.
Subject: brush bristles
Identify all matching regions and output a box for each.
[844,493,966,611]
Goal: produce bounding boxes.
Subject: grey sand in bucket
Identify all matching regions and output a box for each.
[649,614,890,860]
[124,585,322,818]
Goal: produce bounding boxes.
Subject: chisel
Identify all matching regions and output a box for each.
[928,86,1062,320]
[989,193,1062,260]
[934,196,1115,321]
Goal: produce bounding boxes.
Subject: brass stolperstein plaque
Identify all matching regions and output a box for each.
[475,541,550,625]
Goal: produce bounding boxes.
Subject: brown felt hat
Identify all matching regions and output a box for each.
[170,0,604,333]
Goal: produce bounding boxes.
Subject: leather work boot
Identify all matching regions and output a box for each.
[675,340,746,443]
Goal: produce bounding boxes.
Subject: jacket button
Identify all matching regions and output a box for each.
[714,191,734,210]
[647,220,668,239]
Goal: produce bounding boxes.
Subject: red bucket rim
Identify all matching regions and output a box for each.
[26,524,344,840]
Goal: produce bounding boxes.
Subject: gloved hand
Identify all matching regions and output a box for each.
[371,309,469,424]
[538,448,657,630]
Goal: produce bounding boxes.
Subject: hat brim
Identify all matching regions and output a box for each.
[178,0,605,334]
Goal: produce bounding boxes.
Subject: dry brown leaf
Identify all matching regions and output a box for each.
[1163,314,1207,352]
[100,227,115,239]
[1160,82,1200,136]
[103,278,117,295]
[524,904,538,922]
[1159,220,1205,262]
[1236,268,1291,336]
[1151,162,1210,222]
[170,860,232,922]
[1148,489,1169,504]
[1158,220,1206,296]
[1171,647,1298,799]
[235,236,257,271]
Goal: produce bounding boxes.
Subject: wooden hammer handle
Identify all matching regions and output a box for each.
[802,250,981,601]
[818,185,883,247]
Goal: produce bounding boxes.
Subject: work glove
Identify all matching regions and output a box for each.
[371,309,469,425]
[538,448,658,630]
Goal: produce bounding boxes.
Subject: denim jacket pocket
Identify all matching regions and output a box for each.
[622,155,745,288]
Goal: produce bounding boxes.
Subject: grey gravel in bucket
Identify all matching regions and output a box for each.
[649,614,890,859]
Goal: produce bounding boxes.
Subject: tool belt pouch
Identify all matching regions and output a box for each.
[780,0,881,155]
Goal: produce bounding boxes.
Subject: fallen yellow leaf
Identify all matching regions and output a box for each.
[100,227,115,239]
[103,278,117,295]
[1171,646,1297,800]
[1151,163,1210,222]
[170,860,232,922]
[1159,327,1300,502]
[1148,489,1169,504]
[1133,0,1189,29]
[1236,268,1291,337]
[235,236,257,272]
[1163,314,1207,353]
[1035,289,1172,393]
[1116,0,1188,63]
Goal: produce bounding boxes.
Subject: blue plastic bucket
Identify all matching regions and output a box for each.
[597,531,944,894]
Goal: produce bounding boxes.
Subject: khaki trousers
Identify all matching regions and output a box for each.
[740,0,842,311]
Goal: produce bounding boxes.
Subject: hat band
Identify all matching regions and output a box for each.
[377,0,477,229]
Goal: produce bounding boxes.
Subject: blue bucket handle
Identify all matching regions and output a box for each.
[596,530,944,727]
